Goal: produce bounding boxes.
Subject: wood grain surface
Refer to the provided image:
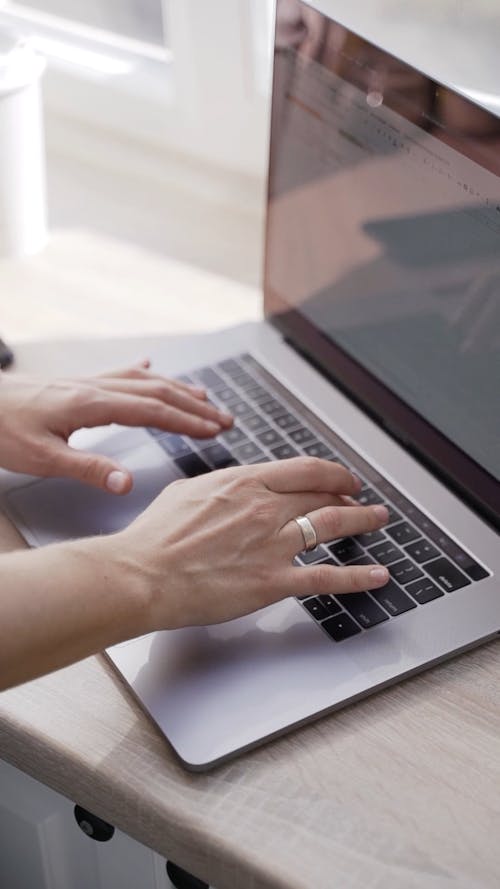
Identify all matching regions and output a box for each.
[0,234,499,889]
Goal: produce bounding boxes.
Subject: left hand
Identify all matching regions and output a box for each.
[0,361,233,493]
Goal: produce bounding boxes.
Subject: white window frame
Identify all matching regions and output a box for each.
[0,0,274,177]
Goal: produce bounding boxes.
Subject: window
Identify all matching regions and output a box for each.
[8,0,166,46]
[0,1,274,176]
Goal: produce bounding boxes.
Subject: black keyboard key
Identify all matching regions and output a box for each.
[336,593,389,628]
[259,398,287,417]
[216,358,243,376]
[240,353,259,370]
[379,484,414,516]
[221,426,247,446]
[244,384,270,402]
[231,371,255,388]
[406,578,444,604]
[371,580,417,615]
[322,614,362,642]
[386,522,420,545]
[202,444,237,469]
[424,557,471,592]
[368,541,404,565]
[147,426,166,437]
[328,538,364,563]
[457,558,489,582]
[196,367,224,388]
[257,428,285,448]
[358,487,384,506]
[289,427,315,446]
[156,434,191,457]
[389,559,424,585]
[188,434,222,449]
[297,545,329,564]
[359,489,489,581]
[213,385,237,403]
[404,539,440,564]
[174,452,211,477]
[376,478,402,502]
[317,594,343,616]
[303,442,334,459]
[274,412,301,431]
[422,530,489,581]
[355,530,386,547]
[346,555,375,566]
[302,598,330,620]
[399,503,440,538]
[271,443,300,460]
[385,505,402,525]
[243,412,268,433]
[233,441,266,462]
[225,400,254,419]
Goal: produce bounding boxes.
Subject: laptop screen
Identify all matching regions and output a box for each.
[265,0,500,524]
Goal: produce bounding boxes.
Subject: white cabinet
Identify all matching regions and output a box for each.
[0,758,174,889]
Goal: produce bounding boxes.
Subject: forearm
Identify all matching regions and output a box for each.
[0,538,149,690]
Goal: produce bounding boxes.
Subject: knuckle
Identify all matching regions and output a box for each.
[346,566,363,591]
[33,444,58,475]
[148,397,169,419]
[155,383,173,401]
[298,456,322,482]
[70,384,95,409]
[313,563,333,593]
[225,474,251,497]
[79,455,103,482]
[170,477,187,491]
[325,507,342,538]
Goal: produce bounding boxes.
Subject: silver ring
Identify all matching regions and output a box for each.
[294,515,318,552]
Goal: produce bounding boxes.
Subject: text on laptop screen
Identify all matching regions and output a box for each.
[265,0,500,485]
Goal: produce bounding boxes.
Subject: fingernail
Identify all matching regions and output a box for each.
[204,421,221,434]
[190,385,206,396]
[372,505,389,522]
[106,470,129,494]
[369,567,389,585]
[218,410,233,426]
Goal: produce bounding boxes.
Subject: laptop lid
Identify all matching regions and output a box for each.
[264,0,500,526]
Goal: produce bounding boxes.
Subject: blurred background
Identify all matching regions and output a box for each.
[0,1,498,346]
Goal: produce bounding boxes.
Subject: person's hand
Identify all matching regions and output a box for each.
[105,457,391,631]
[0,361,232,493]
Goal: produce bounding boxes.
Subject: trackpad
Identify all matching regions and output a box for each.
[5,440,181,547]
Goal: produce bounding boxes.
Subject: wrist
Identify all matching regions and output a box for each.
[76,533,155,642]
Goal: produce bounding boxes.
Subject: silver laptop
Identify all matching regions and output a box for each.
[3,0,499,770]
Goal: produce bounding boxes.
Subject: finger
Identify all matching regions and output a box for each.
[277,491,347,524]
[253,456,362,497]
[47,443,132,495]
[281,504,389,555]
[89,378,230,426]
[286,561,390,598]
[95,366,208,399]
[78,391,225,438]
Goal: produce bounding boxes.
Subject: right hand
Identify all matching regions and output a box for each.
[105,457,390,632]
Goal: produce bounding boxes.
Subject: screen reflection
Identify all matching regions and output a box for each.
[266,0,500,482]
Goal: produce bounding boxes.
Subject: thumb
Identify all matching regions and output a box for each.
[50,444,132,494]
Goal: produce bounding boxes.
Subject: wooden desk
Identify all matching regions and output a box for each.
[1,242,499,889]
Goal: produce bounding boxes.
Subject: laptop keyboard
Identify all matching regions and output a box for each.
[147,353,490,644]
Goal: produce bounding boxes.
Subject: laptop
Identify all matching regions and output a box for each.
[3,0,499,770]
